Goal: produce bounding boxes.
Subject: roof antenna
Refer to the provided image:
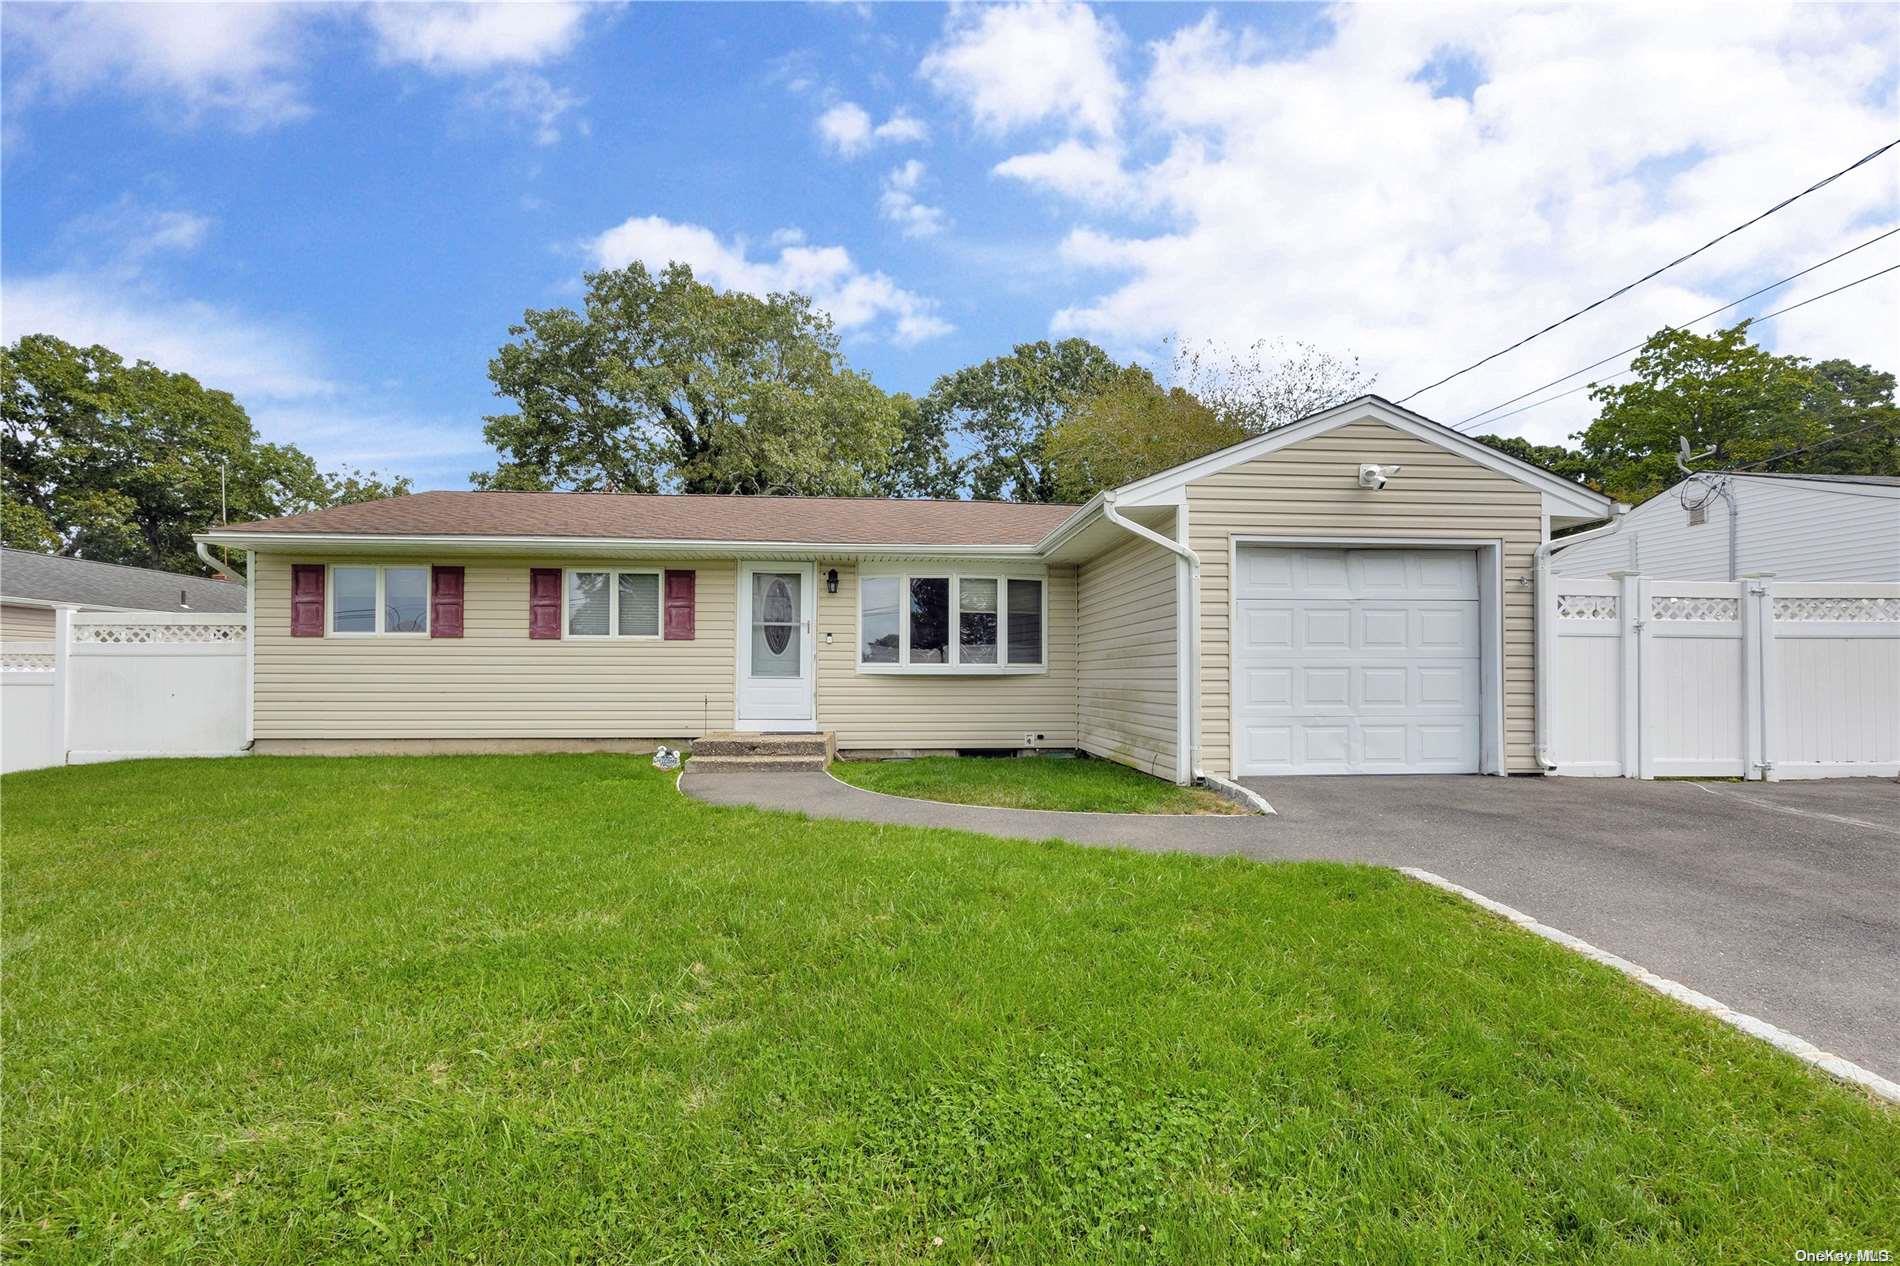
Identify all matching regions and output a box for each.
[1676,434,1717,474]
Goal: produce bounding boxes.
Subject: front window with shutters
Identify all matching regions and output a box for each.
[565,569,662,638]
[329,564,429,636]
[857,570,1046,674]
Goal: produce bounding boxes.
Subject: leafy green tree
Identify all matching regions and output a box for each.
[1470,435,1603,488]
[869,394,964,499]
[1793,358,1899,477]
[0,494,60,552]
[477,261,905,496]
[922,338,1117,502]
[1578,324,1825,503]
[1046,366,1249,502]
[1,334,410,573]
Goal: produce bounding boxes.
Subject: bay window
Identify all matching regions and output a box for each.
[330,564,429,636]
[567,569,662,638]
[858,570,1045,673]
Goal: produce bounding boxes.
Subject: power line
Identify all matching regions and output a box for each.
[1461,261,1900,431]
[1452,225,1900,431]
[1723,417,1897,473]
[1396,136,1900,404]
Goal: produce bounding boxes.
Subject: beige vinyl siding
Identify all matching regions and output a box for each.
[1075,530,1178,779]
[1189,418,1545,776]
[0,603,57,641]
[814,560,1078,750]
[252,553,736,739]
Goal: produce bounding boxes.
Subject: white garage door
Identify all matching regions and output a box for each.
[1234,546,1482,775]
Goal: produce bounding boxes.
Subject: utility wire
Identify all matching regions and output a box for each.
[1460,261,1900,430]
[1722,417,1897,473]
[1452,225,1900,430]
[1396,136,1900,404]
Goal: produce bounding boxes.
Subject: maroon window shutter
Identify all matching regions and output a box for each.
[290,564,325,637]
[664,569,696,641]
[528,568,562,639]
[431,566,465,638]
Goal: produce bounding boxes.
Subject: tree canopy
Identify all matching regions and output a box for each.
[1,334,409,574]
[1474,324,1897,505]
[477,262,910,497]
[920,339,1119,503]
[1046,366,1249,502]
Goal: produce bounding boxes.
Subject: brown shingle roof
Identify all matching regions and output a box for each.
[216,491,1080,547]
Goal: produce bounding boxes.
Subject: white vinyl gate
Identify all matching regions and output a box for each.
[1,610,248,774]
[1546,576,1899,780]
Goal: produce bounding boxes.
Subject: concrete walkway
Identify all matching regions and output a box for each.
[681,767,1900,1081]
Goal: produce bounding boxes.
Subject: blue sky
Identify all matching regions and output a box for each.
[3,2,1895,489]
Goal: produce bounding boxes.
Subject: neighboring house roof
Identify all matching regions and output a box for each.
[215,491,1081,548]
[1726,472,1900,488]
[0,548,247,612]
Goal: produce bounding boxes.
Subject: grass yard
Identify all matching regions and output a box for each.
[832,753,1244,814]
[3,756,1895,1263]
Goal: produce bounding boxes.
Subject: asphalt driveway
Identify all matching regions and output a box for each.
[685,768,1899,1080]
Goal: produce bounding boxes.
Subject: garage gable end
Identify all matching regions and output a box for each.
[1109,395,1614,524]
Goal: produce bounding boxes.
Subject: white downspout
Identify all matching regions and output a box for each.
[196,540,244,583]
[1102,491,1202,786]
[1534,507,1628,770]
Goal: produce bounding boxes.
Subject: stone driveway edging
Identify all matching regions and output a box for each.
[1402,868,1900,1107]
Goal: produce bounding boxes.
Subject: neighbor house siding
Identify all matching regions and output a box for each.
[814,559,1078,751]
[251,553,737,739]
[1551,477,1900,581]
[1188,418,1545,777]
[0,603,57,641]
[1074,529,1178,779]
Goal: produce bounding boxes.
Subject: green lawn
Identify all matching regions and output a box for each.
[832,753,1244,814]
[2,756,1894,1262]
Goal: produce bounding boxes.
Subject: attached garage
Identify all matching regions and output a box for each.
[1232,544,1491,775]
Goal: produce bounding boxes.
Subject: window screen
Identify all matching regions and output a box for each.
[618,572,660,636]
[568,572,610,636]
[1007,578,1042,665]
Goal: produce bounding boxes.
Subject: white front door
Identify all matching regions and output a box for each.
[736,562,816,731]
[1234,546,1482,775]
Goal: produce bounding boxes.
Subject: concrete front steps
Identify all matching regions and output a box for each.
[689,731,832,773]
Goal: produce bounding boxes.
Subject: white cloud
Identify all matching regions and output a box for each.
[816,100,929,157]
[463,71,585,146]
[2,2,314,131]
[588,214,952,344]
[994,139,1131,205]
[364,2,587,72]
[1021,6,1899,445]
[880,160,949,238]
[921,2,1124,139]
[1,272,336,402]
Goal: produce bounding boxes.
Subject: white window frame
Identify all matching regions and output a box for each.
[326,563,430,637]
[562,567,664,640]
[856,568,1047,675]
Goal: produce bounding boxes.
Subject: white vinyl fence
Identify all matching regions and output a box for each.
[1546,576,1899,780]
[1,610,248,774]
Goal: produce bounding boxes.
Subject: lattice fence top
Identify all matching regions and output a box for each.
[1,650,55,672]
[71,622,247,645]
[1556,594,1618,620]
[1650,595,1740,622]
[1773,596,1900,623]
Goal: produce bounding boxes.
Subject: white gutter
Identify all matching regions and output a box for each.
[194,530,1046,559]
[1533,507,1628,770]
[196,540,245,583]
[1101,490,1202,787]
